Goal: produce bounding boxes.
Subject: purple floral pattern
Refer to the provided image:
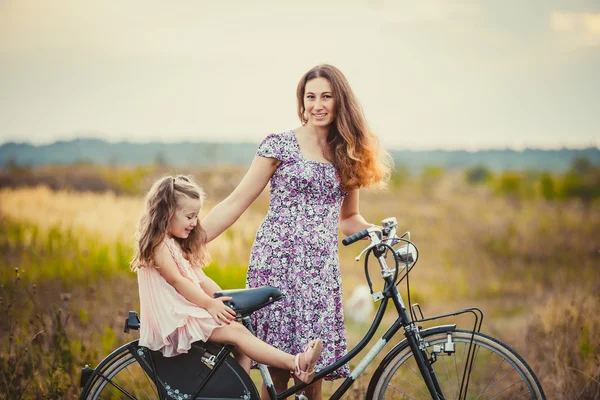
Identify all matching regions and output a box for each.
[246,130,350,380]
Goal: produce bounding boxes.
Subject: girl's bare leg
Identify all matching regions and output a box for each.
[231,346,251,374]
[208,322,295,371]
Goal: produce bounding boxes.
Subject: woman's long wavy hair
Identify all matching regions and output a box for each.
[130,175,210,271]
[297,64,393,190]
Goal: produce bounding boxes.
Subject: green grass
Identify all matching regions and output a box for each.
[1,171,599,399]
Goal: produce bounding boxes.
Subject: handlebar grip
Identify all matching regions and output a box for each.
[342,229,370,246]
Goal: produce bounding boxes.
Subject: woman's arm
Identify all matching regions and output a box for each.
[202,156,278,242]
[153,242,235,325]
[339,189,375,237]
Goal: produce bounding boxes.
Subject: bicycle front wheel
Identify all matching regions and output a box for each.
[371,330,545,399]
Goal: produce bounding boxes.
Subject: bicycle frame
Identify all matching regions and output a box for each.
[252,219,486,400]
[249,272,445,400]
[80,219,491,400]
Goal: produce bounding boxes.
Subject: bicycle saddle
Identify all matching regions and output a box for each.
[213,286,282,318]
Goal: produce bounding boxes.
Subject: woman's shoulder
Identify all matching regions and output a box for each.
[257,129,297,161]
[261,129,295,142]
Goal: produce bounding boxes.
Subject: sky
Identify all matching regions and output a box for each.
[1,0,599,150]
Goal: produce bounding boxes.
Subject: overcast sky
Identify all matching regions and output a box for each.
[1,0,599,150]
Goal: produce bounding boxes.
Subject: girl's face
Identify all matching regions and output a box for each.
[304,77,336,128]
[168,196,201,239]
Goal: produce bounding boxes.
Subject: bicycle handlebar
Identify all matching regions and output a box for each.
[342,229,370,246]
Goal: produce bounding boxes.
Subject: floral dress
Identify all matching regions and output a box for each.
[246,130,350,380]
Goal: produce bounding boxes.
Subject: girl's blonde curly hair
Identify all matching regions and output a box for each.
[130,175,210,271]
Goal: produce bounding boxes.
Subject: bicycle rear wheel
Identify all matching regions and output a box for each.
[80,343,160,399]
[370,330,545,399]
[80,341,260,399]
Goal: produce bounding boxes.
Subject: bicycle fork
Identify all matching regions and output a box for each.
[388,283,445,400]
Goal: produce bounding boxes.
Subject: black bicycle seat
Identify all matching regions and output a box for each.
[213,286,283,318]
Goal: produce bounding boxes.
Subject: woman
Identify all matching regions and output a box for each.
[202,64,392,399]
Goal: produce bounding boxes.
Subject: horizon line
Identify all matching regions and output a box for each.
[1,136,599,153]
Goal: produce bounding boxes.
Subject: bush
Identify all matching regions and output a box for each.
[390,166,410,189]
[465,165,493,185]
[538,172,555,200]
[524,287,600,399]
[0,271,95,399]
[495,171,523,198]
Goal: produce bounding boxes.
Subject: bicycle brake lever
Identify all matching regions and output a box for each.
[354,227,383,261]
[355,243,376,261]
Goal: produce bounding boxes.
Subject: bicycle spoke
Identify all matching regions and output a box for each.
[392,367,431,397]
[123,363,156,399]
[453,348,461,396]
[436,357,456,399]
[470,343,493,396]
[84,352,161,399]
[475,357,505,399]
[105,363,155,400]
[477,367,516,399]
[486,378,528,400]
[375,331,543,400]
[403,359,426,382]
[101,376,137,400]
[457,341,470,398]
[386,383,419,399]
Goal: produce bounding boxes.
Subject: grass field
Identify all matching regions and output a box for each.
[0,165,598,399]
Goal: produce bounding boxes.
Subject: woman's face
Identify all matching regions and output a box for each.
[303,77,336,128]
[168,196,201,239]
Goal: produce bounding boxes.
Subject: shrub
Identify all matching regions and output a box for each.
[524,287,600,399]
[465,165,493,185]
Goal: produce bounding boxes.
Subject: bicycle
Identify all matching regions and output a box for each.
[79,216,545,399]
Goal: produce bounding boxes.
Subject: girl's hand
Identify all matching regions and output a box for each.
[207,297,236,325]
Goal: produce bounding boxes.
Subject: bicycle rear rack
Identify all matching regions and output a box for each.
[411,304,485,400]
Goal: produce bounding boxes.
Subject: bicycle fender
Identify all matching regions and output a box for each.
[79,340,140,398]
[365,324,456,400]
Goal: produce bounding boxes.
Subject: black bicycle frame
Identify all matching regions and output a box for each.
[248,275,444,400]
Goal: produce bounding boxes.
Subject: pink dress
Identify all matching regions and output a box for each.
[137,237,221,357]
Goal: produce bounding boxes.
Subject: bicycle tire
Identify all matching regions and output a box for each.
[369,330,545,399]
[81,343,160,399]
[80,340,260,399]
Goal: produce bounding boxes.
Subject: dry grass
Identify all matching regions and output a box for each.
[1,173,599,398]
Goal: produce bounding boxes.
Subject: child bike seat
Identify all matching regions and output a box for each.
[213,286,282,318]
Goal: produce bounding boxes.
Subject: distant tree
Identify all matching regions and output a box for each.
[570,156,593,175]
[539,173,555,200]
[421,166,445,180]
[108,154,119,167]
[5,156,20,171]
[561,171,600,204]
[420,166,445,194]
[556,156,600,204]
[390,165,410,189]
[465,165,493,185]
[495,172,523,198]
[154,151,168,167]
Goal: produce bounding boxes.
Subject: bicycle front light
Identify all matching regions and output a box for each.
[395,244,416,267]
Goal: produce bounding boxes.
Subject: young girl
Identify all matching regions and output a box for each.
[130,174,322,384]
